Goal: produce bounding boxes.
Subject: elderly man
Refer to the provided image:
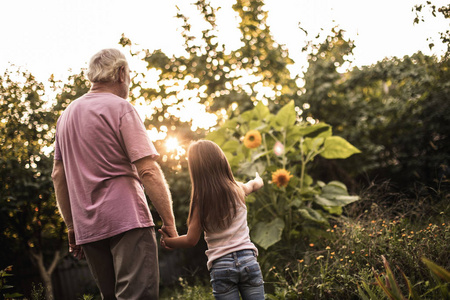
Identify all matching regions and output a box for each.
[52,48,177,299]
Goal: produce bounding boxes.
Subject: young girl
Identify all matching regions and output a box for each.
[159,140,265,300]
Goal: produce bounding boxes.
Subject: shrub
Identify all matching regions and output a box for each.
[263,183,449,299]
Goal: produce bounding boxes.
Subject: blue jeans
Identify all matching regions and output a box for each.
[209,249,265,300]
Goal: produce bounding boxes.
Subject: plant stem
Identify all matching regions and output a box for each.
[282,130,287,169]
[299,138,306,194]
[262,133,271,166]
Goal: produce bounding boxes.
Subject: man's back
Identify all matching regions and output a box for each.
[55,92,156,244]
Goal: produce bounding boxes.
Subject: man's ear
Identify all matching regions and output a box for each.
[118,66,126,83]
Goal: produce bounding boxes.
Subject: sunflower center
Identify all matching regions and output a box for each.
[249,136,255,141]
[278,175,287,184]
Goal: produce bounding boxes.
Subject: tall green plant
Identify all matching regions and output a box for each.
[206,101,360,249]
[359,256,450,300]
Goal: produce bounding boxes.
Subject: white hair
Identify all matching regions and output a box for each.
[87,49,129,83]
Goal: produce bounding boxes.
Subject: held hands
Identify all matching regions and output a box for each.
[159,224,178,250]
[68,229,85,260]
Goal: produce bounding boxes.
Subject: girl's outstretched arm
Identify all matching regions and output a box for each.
[240,172,264,195]
[159,207,202,248]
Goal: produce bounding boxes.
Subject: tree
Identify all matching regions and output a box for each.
[413,1,450,57]
[297,26,450,189]
[117,0,303,237]
[0,67,64,300]
[119,0,299,132]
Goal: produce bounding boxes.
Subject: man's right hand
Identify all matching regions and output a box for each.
[160,224,178,250]
[161,224,178,238]
[68,229,85,260]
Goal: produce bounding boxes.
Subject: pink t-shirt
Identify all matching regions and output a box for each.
[204,202,258,270]
[54,92,159,245]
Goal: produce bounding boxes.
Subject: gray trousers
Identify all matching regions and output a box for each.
[82,227,159,300]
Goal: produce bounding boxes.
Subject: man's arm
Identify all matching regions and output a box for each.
[159,207,201,248]
[134,156,177,237]
[51,159,73,229]
[51,159,84,259]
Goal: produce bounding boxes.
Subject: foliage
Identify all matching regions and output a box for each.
[30,282,45,300]
[160,277,214,300]
[118,0,302,239]
[0,266,23,299]
[1,0,449,298]
[49,71,91,115]
[157,184,449,300]
[119,0,298,137]
[263,184,449,299]
[206,100,360,251]
[413,1,450,56]
[358,256,450,300]
[0,67,65,300]
[298,26,450,189]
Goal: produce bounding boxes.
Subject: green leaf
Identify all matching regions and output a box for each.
[298,207,328,224]
[382,255,404,299]
[303,137,324,152]
[321,136,361,159]
[251,218,285,250]
[297,123,332,138]
[205,128,227,146]
[240,110,254,123]
[251,149,272,162]
[314,181,359,208]
[321,206,343,215]
[358,282,379,300]
[253,101,271,120]
[4,293,24,297]
[272,100,296,128]
[286,126,303,141]
[314,195,359,207]
[237,161,266,178]
[221,119,238,130]
[221,139,241,153]
[302,174,314,189]
[421,257,450,282]
[228,153,245,168]
[400,269,421,300]
[322,181,348,195]
[249,120,262,130]
[373,270,397,300]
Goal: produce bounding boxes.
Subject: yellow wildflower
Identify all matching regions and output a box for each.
[272,169,293,188]
[243,130,262,148]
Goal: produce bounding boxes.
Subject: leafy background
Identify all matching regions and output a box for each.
[1,0,449,299]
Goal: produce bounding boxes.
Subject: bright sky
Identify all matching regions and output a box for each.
[1,0,448,85]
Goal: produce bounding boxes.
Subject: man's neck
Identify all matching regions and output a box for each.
[89,82,126,99]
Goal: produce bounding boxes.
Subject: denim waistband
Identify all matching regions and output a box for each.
[222,249,256,258]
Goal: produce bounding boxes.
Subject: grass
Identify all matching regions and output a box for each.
[160,277,214,300]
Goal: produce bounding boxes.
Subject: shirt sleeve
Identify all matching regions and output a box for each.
[119,107,159,163]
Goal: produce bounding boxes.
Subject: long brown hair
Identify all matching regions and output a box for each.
[186,140,243,232]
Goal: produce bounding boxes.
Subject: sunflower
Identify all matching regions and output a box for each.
[272,169,293,188]
[243,130,262,149]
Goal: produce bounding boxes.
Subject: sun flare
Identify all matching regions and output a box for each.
[165,137,179,152]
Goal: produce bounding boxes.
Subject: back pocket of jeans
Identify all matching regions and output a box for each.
[244,262,264,286]
[210,268,236,294]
